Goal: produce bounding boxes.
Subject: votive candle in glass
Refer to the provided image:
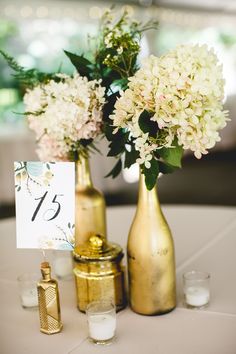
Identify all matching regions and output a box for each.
[86,301,116,345]
[17,273,39,310]
[53,250,73,280]
[183,271,210,309]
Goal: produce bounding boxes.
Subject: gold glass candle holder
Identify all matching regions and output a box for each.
[73,235,126,312]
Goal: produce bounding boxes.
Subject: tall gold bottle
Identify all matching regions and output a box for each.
[37,262,63,334]
[75,156,107,246]
[127,172,176,315]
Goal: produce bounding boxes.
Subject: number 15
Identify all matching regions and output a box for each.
[31,192,64,221]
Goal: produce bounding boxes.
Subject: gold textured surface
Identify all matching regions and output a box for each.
[73,235,126,312]
[73,234,123,261]
[75,157,107,246]
[37,264,63,334]
[127,173,176,315]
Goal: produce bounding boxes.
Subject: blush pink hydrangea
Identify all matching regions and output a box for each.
[24,74,105,161]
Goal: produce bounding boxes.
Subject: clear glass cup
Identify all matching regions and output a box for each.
[183,271,210,309]
[17,273,39,310]
[86,301,116,345]
[52,250,73,280]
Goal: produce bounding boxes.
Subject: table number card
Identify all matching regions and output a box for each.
[14,161,75,250]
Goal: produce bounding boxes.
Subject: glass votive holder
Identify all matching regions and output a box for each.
[17,273,39,310]
[86,301,116,345]
[52,250,73,280]
[183,271,210,309]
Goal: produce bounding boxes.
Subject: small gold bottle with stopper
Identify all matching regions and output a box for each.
[37,261,63,334]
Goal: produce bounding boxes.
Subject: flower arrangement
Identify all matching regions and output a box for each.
[24,74,105,161]
[64,8,158,136]
[1,8,157,162]
[108,44,228,189]
[2,10,227,189]
[0,53,105,162]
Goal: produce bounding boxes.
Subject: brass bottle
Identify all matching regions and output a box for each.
[75,156,107,246]
[127,172,176,315]
[37,262,63,334]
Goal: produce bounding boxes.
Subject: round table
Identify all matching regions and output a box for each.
[1,205,236,354]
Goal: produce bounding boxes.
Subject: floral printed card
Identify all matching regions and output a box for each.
[14,161,75,250]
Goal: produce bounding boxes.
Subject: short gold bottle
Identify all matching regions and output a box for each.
[75,156,107,246]
[37,262,63,334]
[127,173,176,315]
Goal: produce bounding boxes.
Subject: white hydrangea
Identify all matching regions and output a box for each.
[111,44,228,167]
[24,74,105,161]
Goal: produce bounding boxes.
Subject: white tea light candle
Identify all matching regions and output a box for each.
[53,253,72,279]
[88,314,116,341]
[86,301,116,345]
[183,271,210,309]
[17,273,39,310]
[21,288,38,308]
[185,286,209,307]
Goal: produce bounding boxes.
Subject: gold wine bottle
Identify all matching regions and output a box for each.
[37,262,63,334]
[75,156,107,246]
[127,172,176,315]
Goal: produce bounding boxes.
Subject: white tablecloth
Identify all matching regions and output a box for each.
[1,205,236,354]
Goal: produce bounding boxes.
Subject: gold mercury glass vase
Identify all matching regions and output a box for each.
[74,156,107,247]
[127,171,176,315]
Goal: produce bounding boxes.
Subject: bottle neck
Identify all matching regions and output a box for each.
[42,272,51,281]
[41,263,51,282]
[75,156,93,188]
[137,170,161,210]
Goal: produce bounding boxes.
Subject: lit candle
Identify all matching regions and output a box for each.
[185,286,209,307]
[88,313,116,341]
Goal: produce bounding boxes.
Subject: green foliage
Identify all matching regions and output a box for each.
[124,146,139,168]
[142,158,159,191]
[158,139,183,168]
[138,110,159,137]
[107,129,129,156]
[63,50,94,80]
[94,10,158,183]
[158,161,177,174]
[64,9,158,108]
[105,158,122,178]
[0,50,56,88]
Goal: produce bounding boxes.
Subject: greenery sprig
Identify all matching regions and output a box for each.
[64,8,158,183]
[0,50,57,88]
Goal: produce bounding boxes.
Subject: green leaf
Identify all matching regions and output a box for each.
[103,92,120,123]
[80,138,93,147]
[111,78,129,91]
[124,147,139,168]
[107,131,129,157]
[64,50,93,78]
[105,159,122,178]
[158,161,177,174]
[0,50,55,87]
[138,110,159,137]
[158,142,183,168]
[142,158,159,190]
